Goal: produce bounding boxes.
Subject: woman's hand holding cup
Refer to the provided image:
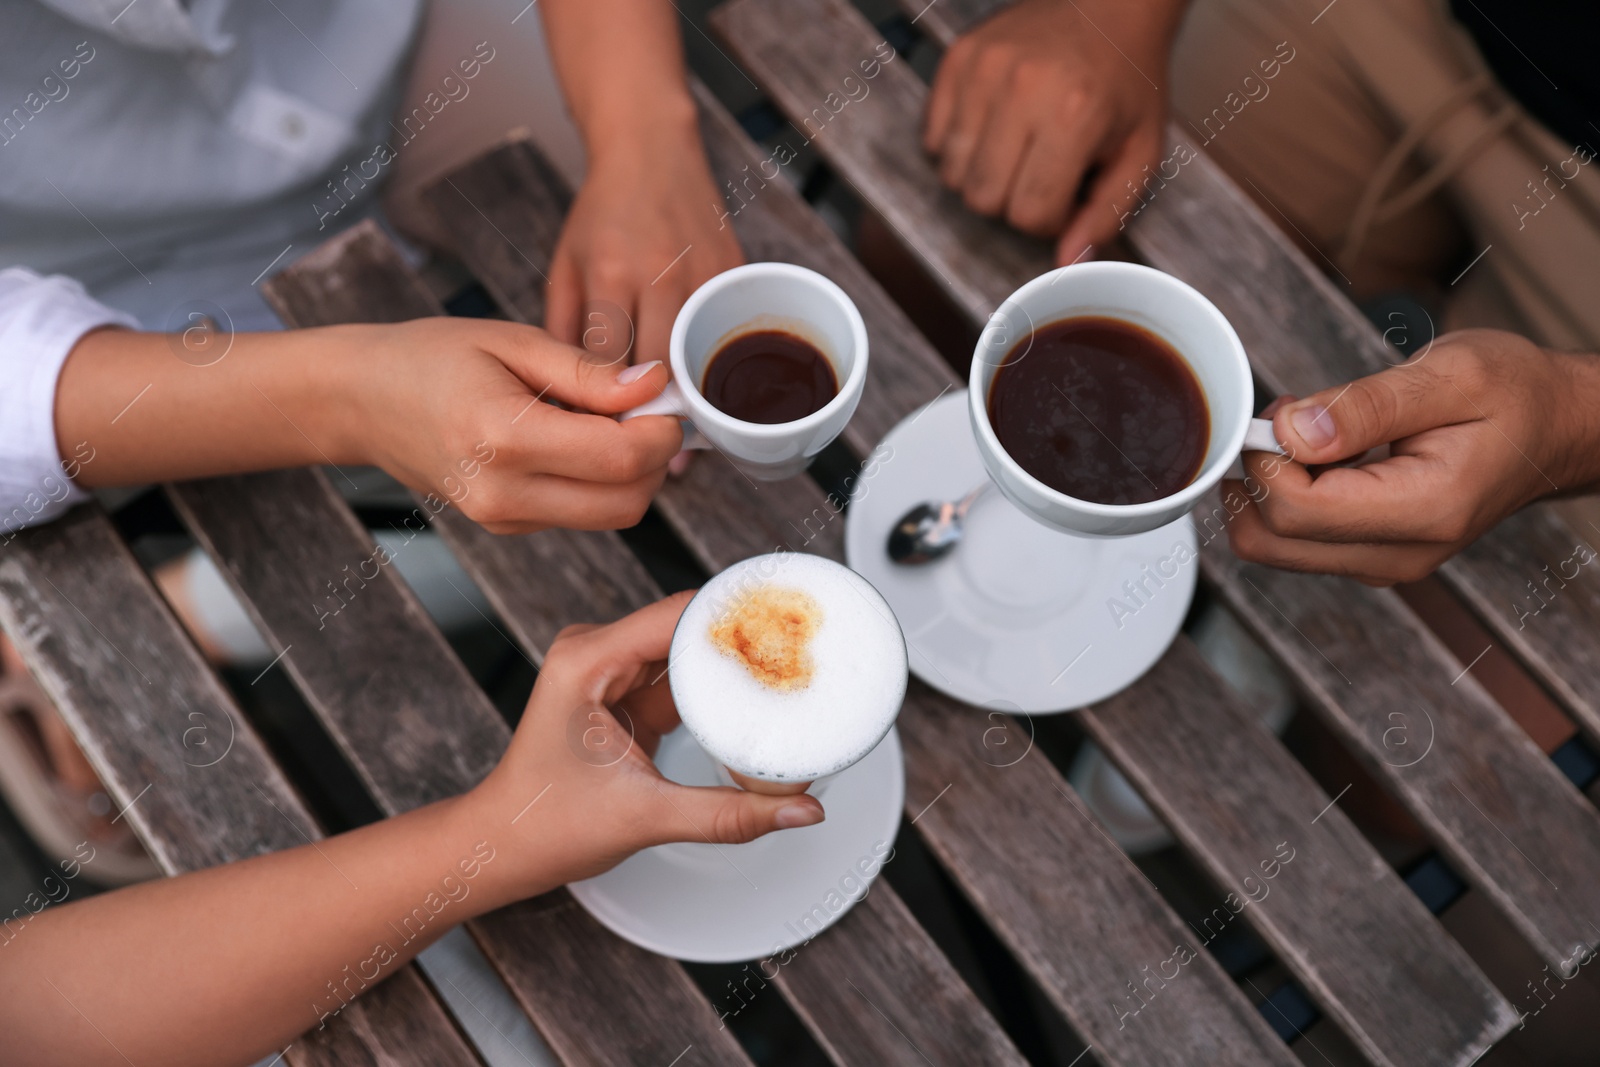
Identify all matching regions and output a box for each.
[468,593,825,904]
[328,317,685,533]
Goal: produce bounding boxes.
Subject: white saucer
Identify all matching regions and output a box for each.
[568,725,904,963]
[845,392,1197,714]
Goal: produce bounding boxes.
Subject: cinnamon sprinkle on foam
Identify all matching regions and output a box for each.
[709,585,820,690]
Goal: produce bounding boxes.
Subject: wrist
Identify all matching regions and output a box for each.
[452,772,549,912]
[1552,350,1600,492]
[420,787,520,919]
[582,91,702,173]
[275,324,375,468]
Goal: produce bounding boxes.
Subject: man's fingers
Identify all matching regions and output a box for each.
[1005,103,1106,239]
[1053,124,1161,265]
[1272,356,1480,465]
[924,36,977,153]
[1225,497,1453,585]
[936,55,1005,190]
[650,780,825,847]
[960,100,1034,217]
[1243,438,1489,545]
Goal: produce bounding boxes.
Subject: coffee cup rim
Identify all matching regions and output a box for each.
[670,262,870,437]
[968,262,1252,519]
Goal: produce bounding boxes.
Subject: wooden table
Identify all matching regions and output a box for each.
[6,3,1600,1064]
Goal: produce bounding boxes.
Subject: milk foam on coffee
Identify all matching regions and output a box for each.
[672,553,908,782]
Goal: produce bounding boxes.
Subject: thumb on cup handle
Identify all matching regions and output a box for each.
[1223,418,1289,479]
[617,380,711,450]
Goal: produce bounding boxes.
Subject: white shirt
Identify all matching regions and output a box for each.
[1,0,423,532]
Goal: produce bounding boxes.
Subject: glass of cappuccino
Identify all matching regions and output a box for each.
[670,552,909,795]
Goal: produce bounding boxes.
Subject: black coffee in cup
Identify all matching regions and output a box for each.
[702,330,838,425]
[986,316,1210,505]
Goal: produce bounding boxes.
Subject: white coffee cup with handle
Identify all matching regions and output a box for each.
[969,261,1286,538]
[621,262,870,481]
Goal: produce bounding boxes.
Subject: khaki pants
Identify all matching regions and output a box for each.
[1170,0,1600,352]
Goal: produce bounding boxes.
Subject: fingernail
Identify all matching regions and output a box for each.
[776,803,824,829]
[617,360,662,385]
[1290,403,1335,449]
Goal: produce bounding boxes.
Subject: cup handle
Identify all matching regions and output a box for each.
[617,381,710,450]
[1223,417,1288,479]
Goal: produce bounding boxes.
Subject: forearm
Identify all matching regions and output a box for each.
[541,0,702,164]
[54,325,366,488]
[0,789,523,1067]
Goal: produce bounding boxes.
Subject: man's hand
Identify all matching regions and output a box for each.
[1227,330,1600,585]
[474,593,825,897]
[923,0,1185,264]
[546,118,743,368]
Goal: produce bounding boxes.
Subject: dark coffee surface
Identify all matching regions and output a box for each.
[987,316,1209,505]
[701,330,839,425]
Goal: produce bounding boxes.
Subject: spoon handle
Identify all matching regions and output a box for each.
[954,480,992,518]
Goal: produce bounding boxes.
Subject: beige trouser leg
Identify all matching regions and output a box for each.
[1168,0,1470,303]
[1171,0,1600,350]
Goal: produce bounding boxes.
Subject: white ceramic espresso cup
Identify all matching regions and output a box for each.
[620,262,869,481]
[969,262,1285,538]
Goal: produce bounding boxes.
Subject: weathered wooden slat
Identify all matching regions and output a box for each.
[776,878,1029,1065]
[898,684,1295,1064]
[424,120,1294,1062]
[1441,511,1600,736]
[709,0,1571,1062]
[0,506,478,1067]
[1085,636,1517,1064]
[272,218,1027,1066]
[1200,523,1600,967]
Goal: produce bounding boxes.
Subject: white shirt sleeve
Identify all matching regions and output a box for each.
[0,268,138,534]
